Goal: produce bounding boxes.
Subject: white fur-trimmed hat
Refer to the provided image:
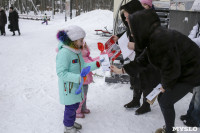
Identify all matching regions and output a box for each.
[65,25,86,41]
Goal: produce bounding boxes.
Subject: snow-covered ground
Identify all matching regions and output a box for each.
[0,10,198,133]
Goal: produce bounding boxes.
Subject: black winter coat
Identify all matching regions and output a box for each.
[123,48,161,90]
[118,0,160,90]
[129,9,200,90]
[0,10,7,27]
[8,10,19,31]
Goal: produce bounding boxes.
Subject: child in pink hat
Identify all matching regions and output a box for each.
[76,41,99,118]
[140,0,152,9]
[76,41,113,118]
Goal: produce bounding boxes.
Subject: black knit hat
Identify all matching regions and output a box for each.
[120,0,144,14]
[119,0,144,32]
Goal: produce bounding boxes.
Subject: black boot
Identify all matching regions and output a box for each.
[12,31,15,36]
[135,100,151,115]
[180,114,190,121]
[155,125,177,133]
[183,117,200,127]
[124,80,142,108]
[135,88,152,115]
[124,97,140,108]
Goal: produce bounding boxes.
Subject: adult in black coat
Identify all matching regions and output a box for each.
[111,0,160,115]
[180,21,200,128]
[8,7,20,36]
[0,8,7,36]
[112,1,143,111]
[128,9,200,133]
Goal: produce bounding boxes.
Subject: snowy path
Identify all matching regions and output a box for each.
[0,10,197,133]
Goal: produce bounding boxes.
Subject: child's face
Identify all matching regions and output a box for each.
[74,38,84,49]
[83,42,87,49]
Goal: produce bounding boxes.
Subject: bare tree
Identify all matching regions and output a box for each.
[0,0,114,16]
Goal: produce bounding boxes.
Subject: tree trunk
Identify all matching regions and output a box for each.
[75,0,80,16]
[60,0,63,13]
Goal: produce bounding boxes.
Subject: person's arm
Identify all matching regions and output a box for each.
[111,49,149,76]
[188,24,200,50]
[116,31,126,38]
[188,24,198,39]
[159,47,181,90]
[112,28,129,43]
[81,54,100,71]
[87,51,95,62]
[110,65,124,74]
[91,56,100,61]
[123,49,149,77]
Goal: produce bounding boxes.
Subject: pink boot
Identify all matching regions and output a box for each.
[76,96,85,118]
[81,94,90,114]
[76,113,85,118]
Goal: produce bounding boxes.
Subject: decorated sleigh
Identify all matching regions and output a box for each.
[95,26,113,37]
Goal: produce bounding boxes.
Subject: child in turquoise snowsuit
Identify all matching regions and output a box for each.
[56,25,101,133]
[42,13,48,25]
